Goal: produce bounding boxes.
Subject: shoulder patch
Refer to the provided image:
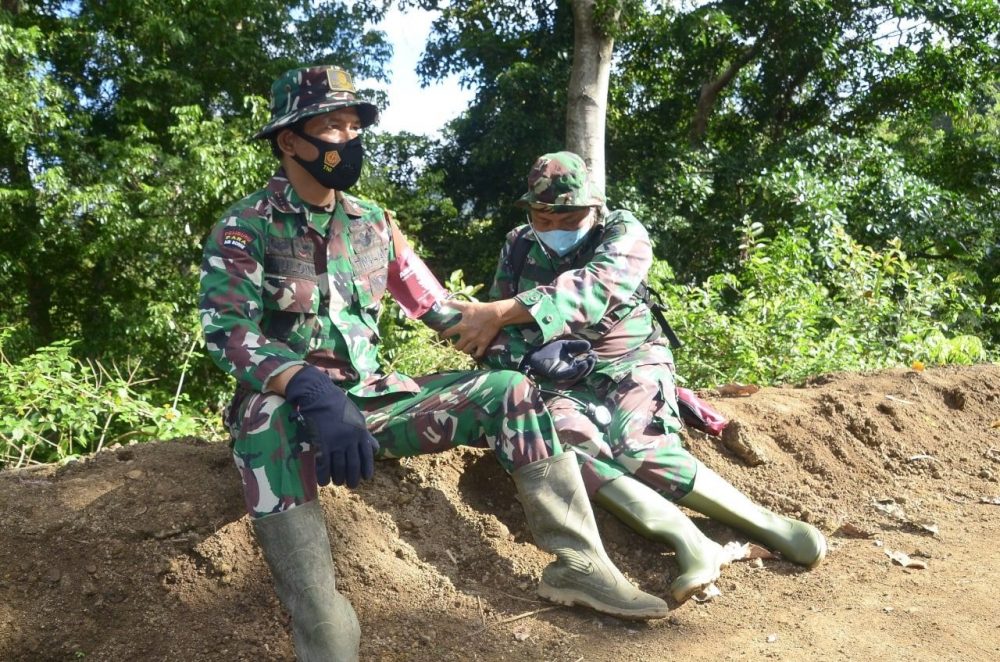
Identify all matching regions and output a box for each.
[223,228,254,251]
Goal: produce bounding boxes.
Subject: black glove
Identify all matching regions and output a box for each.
[284,364,379,488]
[519,339,596,382]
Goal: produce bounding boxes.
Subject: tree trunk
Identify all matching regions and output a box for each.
[566,0,620,194]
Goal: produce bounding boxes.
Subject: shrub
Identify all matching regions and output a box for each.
[0,332,219,468]
[651,219,991,387]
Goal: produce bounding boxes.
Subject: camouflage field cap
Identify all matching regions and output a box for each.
[254,65,379,139]
[514,151,605,211]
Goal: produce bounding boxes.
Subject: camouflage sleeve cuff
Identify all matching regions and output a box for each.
[514,289,563,343]
[260,359,307,393]
[480,327,529,370]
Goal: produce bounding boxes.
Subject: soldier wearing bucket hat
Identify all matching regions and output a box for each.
[446,150,827,605]
[200,70,669,660]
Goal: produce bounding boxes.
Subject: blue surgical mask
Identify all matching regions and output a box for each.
[530,212,595,257]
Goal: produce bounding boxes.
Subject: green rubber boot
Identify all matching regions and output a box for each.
[253,500,361,662]
[596,476,730,604]
[513,453,670,620]
[678,462,827,568]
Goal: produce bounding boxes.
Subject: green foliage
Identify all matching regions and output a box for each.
[416,0,999,352]
[378,271,478,376]
[650,221,992,387]
[0,1,393,410]
[0,332,220,468]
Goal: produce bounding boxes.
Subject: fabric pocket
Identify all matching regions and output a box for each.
[262,274,319,314]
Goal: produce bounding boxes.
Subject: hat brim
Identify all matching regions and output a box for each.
[513,194,603,212]
[254,99,379,139]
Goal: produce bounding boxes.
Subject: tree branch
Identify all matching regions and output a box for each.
[689,40,763,147]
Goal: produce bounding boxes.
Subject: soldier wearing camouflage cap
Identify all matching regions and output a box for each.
[200,70,669,659]
[445,151,827,605]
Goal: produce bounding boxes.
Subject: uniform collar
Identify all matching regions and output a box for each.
[266,168,365,230]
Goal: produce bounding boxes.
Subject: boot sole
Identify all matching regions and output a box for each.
[537,583,669,621]
[671,570,721,604]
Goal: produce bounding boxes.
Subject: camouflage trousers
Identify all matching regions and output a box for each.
[546,361,697,502]
[228,369,559,518]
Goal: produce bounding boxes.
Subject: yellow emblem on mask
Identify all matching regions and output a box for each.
[324,150,342,171]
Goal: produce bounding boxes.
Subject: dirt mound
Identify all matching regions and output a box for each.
[3,365,1000,661]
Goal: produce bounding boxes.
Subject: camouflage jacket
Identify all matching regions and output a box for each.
[482,209,673,383]
[199,169,422,398]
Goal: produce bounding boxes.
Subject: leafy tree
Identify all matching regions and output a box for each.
[412,0,1000,347]
[0,1,392,402]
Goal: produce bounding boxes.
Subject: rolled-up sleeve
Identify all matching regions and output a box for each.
[513,211,652,343]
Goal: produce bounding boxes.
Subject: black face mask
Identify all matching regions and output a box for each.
[291,127,364,191]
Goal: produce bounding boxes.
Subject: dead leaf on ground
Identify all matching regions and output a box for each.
[872,499,908,520]
[716,383,760,398]
[744,543,777,560]
[835,522,877,538]
[872,499,938,536]
[885,550,929,570]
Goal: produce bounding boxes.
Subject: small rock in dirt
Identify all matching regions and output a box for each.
[45,568,61,583]
[720,420,768,466]
[126,469,144,480]
[766,634,778,643]
[85,564,97,574]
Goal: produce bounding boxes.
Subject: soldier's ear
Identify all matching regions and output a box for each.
[275,128,297,157]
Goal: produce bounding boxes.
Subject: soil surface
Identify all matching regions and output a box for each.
[3,364,1000,661]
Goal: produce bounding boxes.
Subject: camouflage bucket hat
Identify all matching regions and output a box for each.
[514,151,605,211]
[253,65,379,139]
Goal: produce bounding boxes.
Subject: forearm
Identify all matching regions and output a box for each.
[441,298,533,358]
[493,298,533,326]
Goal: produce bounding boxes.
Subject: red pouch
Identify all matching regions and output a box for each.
[676,387,728,437]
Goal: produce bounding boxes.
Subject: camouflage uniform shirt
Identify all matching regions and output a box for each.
[483,209,673,382]
[199,169,421,399]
